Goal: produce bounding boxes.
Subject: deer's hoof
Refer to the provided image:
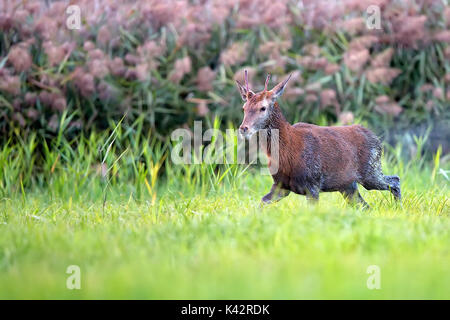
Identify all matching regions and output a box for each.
[260,196,273,208]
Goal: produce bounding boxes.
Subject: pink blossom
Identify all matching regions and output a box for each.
[375,95,390,105]
[339,17,365,35]
[374,96,402,116]
[338,111,354,125]
[196,67,216,92]
[0,75,21,95]
[136,63,150,81]
[97,25,112,46]
[303,44,321,57]
[305,94,318,103]
[38,91,52,106]
[88,59,110,79]
[14,10,29,24]
[349,36,378,50]
[366,68,401,85]
[320,89,337,107]
[83,41,96,52]
[138,40,166,59]
[393,15,428,47]
[297,56,314,69]
[0,14,13,31]
[8,44,32,72]
[324,63,340,75]
[196,100,209,116]
[26,108,39,120]
[433,31,450,43]
[371,48,395,68]
[52,96,67,112]
[305,82,322,94]
[311,57,328,70]
[34,16,58,40]
[109,57,126,77]
[220,42,248,67]
[344,49,369,73]
[263,2,288,28]
[169,57,192,83]
[88,49,106,61]
[320,89,340,114]
[44,42,66,66]
[284,87,305,102]
[125,54,141,65]
[433,87,444,100]
[25,92,37,106]
[73,68,95,97]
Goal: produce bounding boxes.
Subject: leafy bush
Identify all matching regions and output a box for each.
[0,0,449,141]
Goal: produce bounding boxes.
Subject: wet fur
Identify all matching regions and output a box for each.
[260,102,401,206]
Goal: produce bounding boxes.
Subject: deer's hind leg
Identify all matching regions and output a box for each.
[359,146,401,201]
[340,181,369,208]
[360,175,401,200]
[359,164,401,201]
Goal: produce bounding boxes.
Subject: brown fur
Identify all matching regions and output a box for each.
[236,75,401,207]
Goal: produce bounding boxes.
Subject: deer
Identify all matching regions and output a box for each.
[235,71,401,208]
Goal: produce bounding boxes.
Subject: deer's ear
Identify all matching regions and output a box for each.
[270,74,292,100]
[235,80,254,101]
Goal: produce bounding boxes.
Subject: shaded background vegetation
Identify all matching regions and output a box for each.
[0,0,449,153]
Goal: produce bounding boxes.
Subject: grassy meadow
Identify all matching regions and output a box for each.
[0,120,448,299]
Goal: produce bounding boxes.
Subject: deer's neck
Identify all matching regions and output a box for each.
[265,104,290,156]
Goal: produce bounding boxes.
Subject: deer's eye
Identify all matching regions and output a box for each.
[260,107,266,112]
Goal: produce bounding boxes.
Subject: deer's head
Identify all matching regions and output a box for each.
[236,71,291,139]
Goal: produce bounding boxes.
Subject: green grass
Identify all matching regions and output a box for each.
[0,164,449,299]
[0,121,448,299]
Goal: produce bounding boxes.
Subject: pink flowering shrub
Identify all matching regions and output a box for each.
[0,0,448,137]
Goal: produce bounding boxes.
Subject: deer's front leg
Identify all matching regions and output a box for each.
[261,183,290,205]
[305,185,319,204]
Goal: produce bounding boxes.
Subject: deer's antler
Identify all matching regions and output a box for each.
[264,74,271,91]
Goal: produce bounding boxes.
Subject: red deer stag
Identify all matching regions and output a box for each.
[235,71,401,207]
